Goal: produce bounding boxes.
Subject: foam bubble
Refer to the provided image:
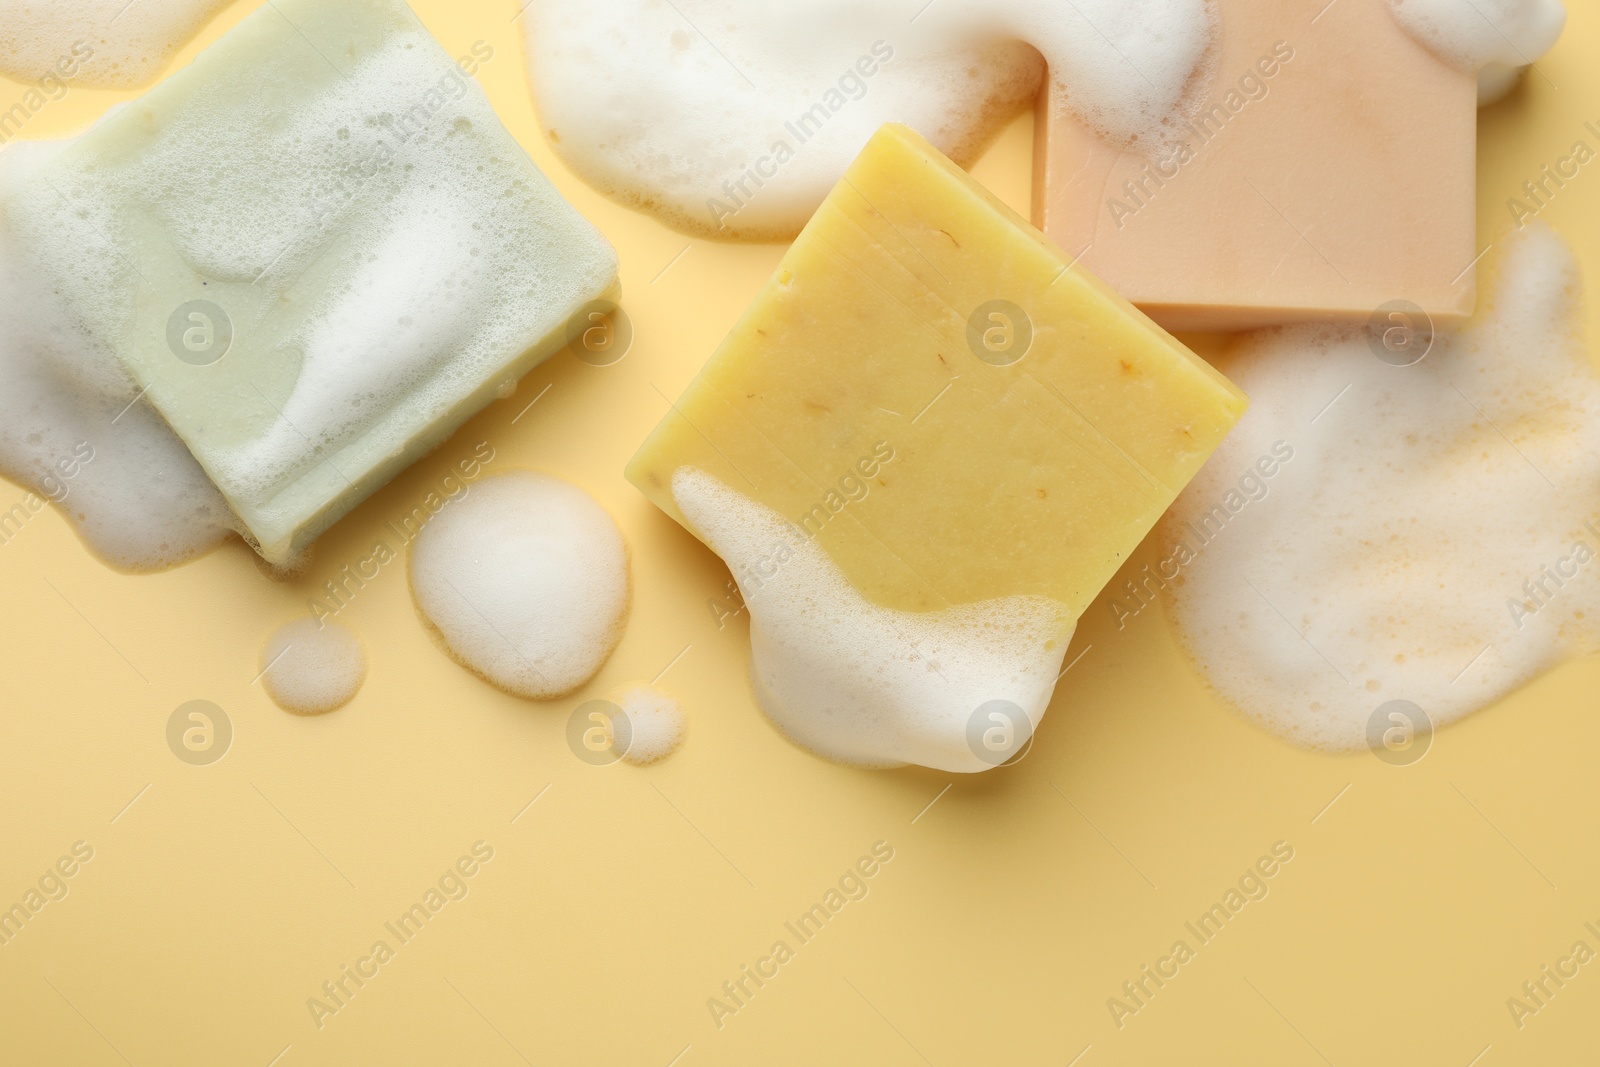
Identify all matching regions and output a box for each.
[1388,0,1566,103]
[409,472,630,701]
[0,140,239,571]
[612,684,687,765]
[261,618,367,716]
[671,467,1069,772]
[521,0,1216,238]
[0,0,230,88]
[1164,224,1600,752]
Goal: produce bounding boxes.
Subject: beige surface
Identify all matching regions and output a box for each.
[1035,0,1479,331]
[2,2,1600,1065]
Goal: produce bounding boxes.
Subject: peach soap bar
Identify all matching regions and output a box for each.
[630,124,1245,669]
[1035,0,1478,332]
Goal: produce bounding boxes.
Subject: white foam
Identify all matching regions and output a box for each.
[0,0,229,89]
[671,467,1069,772]
[613,684,687,765]
[1388,0,1566,103]
[521,0,1216,238]
[0,140,238,570]
[409,472,630,700]
[1165,224,1600,752]
[261,618,367,716]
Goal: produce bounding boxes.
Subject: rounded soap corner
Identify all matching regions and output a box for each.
[1433,290,1477,334]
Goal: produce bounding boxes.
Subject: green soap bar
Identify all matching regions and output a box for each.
[8,0,617,564]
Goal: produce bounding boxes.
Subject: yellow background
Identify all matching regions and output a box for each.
[2,2,1598,1064]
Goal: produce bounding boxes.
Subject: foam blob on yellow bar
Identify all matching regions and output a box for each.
[627,123,1246,771]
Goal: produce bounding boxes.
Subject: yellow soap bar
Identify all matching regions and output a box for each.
[628,123,1247,622]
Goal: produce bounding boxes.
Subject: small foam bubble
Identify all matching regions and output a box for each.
[671,467,1069,772]
[409,472,630,701]
[1388,0,1566,103]
[1165,224,1600,752]
[261,618,367,716]
[612,683,687,765]
[520,0,1217,238]
[0,0,230,89]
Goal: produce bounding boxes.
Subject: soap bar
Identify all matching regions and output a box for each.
[627,123,1246,770]
[632,122,1245,617]
[1034,0,1478,332]
[6,0,617,565]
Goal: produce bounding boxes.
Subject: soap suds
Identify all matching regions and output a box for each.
[612,684,687,765]
[409,472,630,701]
[1389,0,1565,103]
[0,0,230,89]
[1165,224,1600,752]
[521,0,1216,238]
[0,140,239,571]
[261,618,367,716]
[672,467,1069,772]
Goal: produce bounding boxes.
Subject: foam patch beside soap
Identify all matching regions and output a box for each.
[1388,0,1566,102]
[1164,225,1600,752]
[0,141,239,571]
[521,0,1216,238]
[409,472,630,701]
